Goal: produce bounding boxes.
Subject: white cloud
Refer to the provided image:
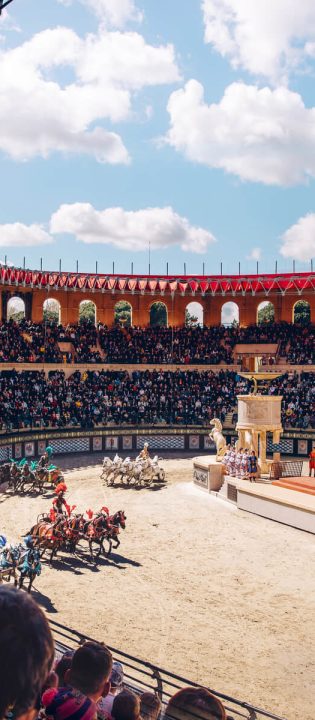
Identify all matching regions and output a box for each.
[0,223,53,247]
[0,24,179,162]
[50,203,216,253]
[166,79,315,186]
[202,0,315,83]
[246,247,261,261]
[59,0,142,27]
[280,213,315,261]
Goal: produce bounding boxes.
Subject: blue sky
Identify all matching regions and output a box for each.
[1,0,315,276]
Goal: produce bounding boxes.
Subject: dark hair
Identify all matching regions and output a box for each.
[0,586,54,720]
[165,688,226,720]
[55,652,74,687]
[68,641,112,695]
[140,692,161,720]
[112,690,140,720]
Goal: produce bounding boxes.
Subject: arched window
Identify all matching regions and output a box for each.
[79,300,96,325]
[7,296,25,322]
[257,301,275,324]
[185,302,204,327]
[150,302,168,327]
[114,301,132,327]
[43,298,61,324]
[221,302,239,326]
[293,300,310,325]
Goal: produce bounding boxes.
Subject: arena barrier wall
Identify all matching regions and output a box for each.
[0,426,313,462]
[50,618,288,720]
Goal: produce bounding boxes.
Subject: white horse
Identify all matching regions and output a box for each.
[209,418,227,461]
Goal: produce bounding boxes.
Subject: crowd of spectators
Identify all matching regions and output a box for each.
[0,586,230,720]
[0,368,313,432]
[0,320,313,366]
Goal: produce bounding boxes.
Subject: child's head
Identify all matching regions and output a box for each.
[112,690,141,720]
[165,687,226,720]
[0,586,54,720]
[140,692,162,720]
[67,642,112,700]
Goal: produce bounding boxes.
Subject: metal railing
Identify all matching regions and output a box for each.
[50,619,287,720]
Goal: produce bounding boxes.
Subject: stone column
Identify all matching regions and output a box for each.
[259,430,269,473]
[272,430,281,463]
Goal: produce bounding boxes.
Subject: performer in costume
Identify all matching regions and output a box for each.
[51,482,70,518]
[138,442,150,460]
[229,444,236,476]
[309,448,315,477]
[235,447,243,478]
[38,445,53,469]
[240,448,249,478]
[247,450,258,482]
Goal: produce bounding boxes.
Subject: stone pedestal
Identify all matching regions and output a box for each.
[193,456,224,492]
[236,395,283,474]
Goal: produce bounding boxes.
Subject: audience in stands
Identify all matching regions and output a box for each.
[0,368,313,432]
[0,320,313,366]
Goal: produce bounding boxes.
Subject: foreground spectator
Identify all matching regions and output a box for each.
[165,687,227,720]
[43,642,112,720]
[111,691,140,720]
[97,661,124,718]
[140,692,161,720]
[0,586,54,720]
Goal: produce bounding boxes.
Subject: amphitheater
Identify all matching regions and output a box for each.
[1,266,315,720]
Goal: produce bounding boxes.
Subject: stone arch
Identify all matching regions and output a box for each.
[293,300,311,325]
[79,300,96,325]
[114,300,133,327]
[257,301,275,324]
[7,295,25,322]
[185,301,204,327]
[43,298,61,324]
[221,301,239,326]
[150,301,168,327]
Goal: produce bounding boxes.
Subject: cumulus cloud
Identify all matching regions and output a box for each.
[0,223,53,247]
[0,24,179,162]
[246,247,261,261]
[280,214,315,261]
[202,0,315,82]
[59,0,142,27]
[166,79,315,186]
[50,203,216,253]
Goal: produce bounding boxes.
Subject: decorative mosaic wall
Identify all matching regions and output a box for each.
[49,437,90,454]
[0,446,12,462]
[136,435,185,450]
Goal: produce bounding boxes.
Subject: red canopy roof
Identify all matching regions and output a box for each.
[1,267,314,297]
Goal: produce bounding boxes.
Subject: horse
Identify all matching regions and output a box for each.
[17,545,41,593]
[80,510,113,562]
[105,510,126,556]
[28,515,68,565]
[0,544,19,585]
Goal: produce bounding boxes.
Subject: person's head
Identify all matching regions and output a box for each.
[165,687,226,720]
[66,641,112,701]
[55,651,74,687]
[0,586,54,720]
[109,661,124,692]
[140,692,161,720]
[112,690,141,720]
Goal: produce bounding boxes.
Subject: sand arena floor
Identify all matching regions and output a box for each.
[1,455,315,720]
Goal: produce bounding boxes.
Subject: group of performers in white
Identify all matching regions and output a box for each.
[223,444,258,482]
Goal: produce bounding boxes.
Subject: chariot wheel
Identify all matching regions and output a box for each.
[158,469,165,482]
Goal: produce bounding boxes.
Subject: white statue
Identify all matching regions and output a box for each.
[209,418,227,461]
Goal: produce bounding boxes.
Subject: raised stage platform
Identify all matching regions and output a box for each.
[219,476,315,534]
[272,476,315,496]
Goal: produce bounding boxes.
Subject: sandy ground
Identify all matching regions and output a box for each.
[1,455,315,720]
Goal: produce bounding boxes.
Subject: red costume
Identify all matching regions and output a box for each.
[51,482,71,519]
[309,449,315,476]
